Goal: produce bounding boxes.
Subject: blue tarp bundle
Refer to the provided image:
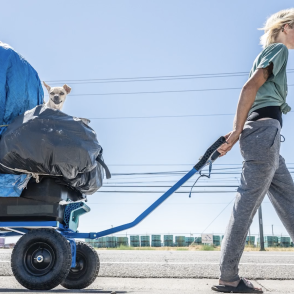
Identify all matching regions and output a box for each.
[0,42,43,196]
[0,174,31,197]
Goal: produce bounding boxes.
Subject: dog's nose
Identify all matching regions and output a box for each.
[54,95,59,99]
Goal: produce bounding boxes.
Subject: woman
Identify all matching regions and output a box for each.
[212,9,294,293]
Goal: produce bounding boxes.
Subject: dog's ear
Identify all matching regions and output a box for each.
[43,81,51,92]
[63,84,71,94]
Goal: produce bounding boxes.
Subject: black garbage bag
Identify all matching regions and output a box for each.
[0,105,110,194]
[55,151,111,195]
[59,163,103,195]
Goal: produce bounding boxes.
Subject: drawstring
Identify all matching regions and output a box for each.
[280,134,285,142]
[189,161,213,198]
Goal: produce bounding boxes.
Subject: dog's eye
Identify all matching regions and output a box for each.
[60,92,64,95]
[50,92,54,95]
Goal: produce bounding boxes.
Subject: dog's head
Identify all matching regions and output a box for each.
[43,81,71,110]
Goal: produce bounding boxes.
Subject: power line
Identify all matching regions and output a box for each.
[44,69,294,84]
[102,185,239,188]
[88,113,235,120]
[88,202,236,205]
[103,178,245,184]
[97,190,236,193]
[45,71,250,82]
[47,74,250,85]
[106,163,243,166]
[114,167,242,172]
[106,163,294,166]
[109,167,245,176]
[88,201,273,205]
[44,84,294,97]
[107,172,294,180]
[111,172,241,176]
[107,174,235,180]
[201,198,236,233]
[84,110,294,120]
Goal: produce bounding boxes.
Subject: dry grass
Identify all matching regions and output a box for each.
[243,246,294,252]
[96,244,294,251]
[96,244,219,251]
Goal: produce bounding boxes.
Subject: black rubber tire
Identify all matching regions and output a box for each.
[61,241,99,289]
[11,229,71,290]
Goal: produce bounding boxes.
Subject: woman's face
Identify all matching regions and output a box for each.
[285,24,294,49]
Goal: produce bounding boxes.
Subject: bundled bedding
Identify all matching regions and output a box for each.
[0,42,109,197]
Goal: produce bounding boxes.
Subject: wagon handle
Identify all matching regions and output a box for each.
[61,136,227,239]
[194,136,226,171]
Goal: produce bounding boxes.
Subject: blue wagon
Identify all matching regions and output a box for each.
[0,137,225,290]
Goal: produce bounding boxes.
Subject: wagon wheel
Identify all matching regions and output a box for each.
[11,229,71,290]
[61,241,100,289]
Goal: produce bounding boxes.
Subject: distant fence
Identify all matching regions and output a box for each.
[84,234,294,248]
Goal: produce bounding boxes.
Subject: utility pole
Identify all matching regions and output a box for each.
[258,206,265,251]
[272,225,274,236]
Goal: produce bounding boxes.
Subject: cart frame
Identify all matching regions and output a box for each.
[0,136,226,268]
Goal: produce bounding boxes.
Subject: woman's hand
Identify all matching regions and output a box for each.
[217,130,241,157]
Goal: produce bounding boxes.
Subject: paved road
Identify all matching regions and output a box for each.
[1,250,294,293]
[0,277,294,293]
[2,249,294,279]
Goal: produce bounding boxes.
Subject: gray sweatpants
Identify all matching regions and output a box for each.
[220,119,294,282]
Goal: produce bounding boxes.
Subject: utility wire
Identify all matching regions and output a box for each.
[88,113,235,120]
[44,84,294,97]
[106,163,244,166]
[84,110,294,120]
[102,185,238,188]
[104,178,245,184]
[48,74,250,84]
[45,71,251,82]
[111,167,243,174]
[106,163,294,166]
[88,202,237,205]
[44,69,294,84]
[88,202,272,205]
[97,190,236,193]
[112,172,294,176]
[201,198,236,233]
[110,171,243,176]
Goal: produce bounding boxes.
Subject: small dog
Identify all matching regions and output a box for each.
[43,81,71,111]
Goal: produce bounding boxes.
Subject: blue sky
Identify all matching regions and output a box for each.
[1,0,294,240]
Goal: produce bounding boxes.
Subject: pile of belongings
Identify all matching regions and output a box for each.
[0,42,110,197]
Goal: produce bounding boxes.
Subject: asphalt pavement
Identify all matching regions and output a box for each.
[1,249,294,293]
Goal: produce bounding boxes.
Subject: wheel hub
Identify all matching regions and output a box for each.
[35,255,44,263]
[71,256,85,273]
[69,251,87,277]
[24,242,56,276]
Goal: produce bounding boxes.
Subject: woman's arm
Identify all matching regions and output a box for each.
[218,64,273,156]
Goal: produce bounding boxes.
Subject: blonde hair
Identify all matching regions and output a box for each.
[260,8,294,48]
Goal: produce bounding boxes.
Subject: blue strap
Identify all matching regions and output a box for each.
[189,161,212,198]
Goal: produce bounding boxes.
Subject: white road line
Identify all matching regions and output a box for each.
[1,260,294,266]
[99,261,294,266]
[243,254,294,257]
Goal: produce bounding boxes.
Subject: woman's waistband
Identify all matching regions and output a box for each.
[244,118,281,131]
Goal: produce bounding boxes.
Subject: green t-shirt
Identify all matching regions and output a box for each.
[249,43,290,114]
